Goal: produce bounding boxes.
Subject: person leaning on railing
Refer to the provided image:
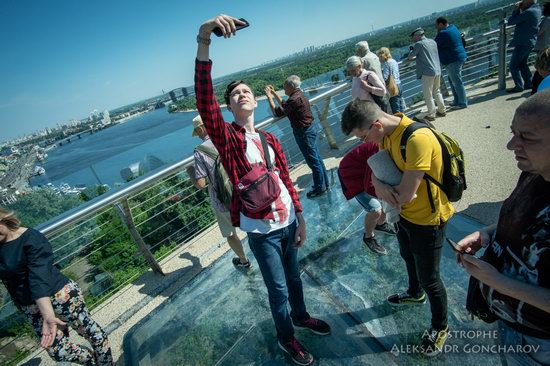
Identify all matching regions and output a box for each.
[194,14,330,366]
[377,47,407,113]
[264,77,330,198]
[0,208,114,365]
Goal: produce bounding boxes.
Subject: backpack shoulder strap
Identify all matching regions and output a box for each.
[195,144,219,161]
[399,122,429,162]
[399,122,442,213]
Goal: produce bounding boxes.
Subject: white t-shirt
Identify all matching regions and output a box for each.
[239,132,295,234]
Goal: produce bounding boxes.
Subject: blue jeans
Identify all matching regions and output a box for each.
[499,321,550,365]
[247,220,309,341]
[509,45,534,89]
[293,125,329,191]
[389,84,406,113]
[445,60,468,107]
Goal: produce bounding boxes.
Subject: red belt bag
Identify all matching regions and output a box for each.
[236,133,281,213]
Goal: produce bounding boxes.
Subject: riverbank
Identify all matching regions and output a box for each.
[0,152,35,193]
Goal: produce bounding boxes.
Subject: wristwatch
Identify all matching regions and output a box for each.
[196,34,211,46]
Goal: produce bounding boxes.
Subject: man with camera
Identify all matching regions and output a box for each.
[506,0,542,93]
[265,77,330,199]
[457,89,550,365]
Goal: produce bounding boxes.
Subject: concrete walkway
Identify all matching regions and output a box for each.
[413,78,526,225]
[19,76,530,365]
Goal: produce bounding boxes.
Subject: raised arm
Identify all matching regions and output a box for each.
[507,6,530,25]
[196,14,244,61]
[194,15,247,150]
[265,85,286,118]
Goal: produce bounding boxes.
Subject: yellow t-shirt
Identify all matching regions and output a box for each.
[381,114,454,225]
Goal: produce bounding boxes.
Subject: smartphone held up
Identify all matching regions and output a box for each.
[213,18,250,37]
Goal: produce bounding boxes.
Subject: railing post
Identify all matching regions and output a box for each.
[498,14,508,90]
[314,97,339,150]
[116,198,165,275]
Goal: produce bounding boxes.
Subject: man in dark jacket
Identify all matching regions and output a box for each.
[435,17,468,109]
[506,0,542,92]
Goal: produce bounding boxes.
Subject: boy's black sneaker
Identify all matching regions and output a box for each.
[375,222,398,236]
[363,235,388,255]
[421,325,449,356]
[278,337,314,365]
[386,291,427,306]
[231,257,251,269]
[292,316,331,335]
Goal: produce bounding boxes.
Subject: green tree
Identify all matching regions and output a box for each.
[10,190,82,228]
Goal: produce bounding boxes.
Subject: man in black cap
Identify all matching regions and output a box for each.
[407,27,446,122]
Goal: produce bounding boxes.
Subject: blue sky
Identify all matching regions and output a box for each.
[1,0,475,142]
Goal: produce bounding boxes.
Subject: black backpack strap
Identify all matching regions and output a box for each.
[258,132,273,171]
[399,122,438,213]
[399,122,428,162]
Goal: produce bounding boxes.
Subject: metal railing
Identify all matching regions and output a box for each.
[0,15,526,362]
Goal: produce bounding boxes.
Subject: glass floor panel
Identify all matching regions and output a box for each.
[124,169,504,365]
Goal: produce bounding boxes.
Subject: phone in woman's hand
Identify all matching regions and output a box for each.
[213,18,250,37]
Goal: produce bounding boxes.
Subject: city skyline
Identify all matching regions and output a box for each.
[1,0,478,143]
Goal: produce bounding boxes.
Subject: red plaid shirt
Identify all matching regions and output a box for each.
[194,59,302,227]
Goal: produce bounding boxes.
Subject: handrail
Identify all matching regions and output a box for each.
[37,81,352,238]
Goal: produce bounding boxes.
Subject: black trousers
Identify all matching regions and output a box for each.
[397,217,448,330]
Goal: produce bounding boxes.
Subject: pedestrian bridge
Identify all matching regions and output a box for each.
[11,23,532,365]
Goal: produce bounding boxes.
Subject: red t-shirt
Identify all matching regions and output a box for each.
[338,142,379,199]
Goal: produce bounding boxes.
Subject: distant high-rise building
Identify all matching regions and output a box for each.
[102,110,111,125]
[181,88,188,97]
[169,90,177,103]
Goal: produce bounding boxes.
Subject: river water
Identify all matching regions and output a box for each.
[30,100,276,188]
[29,79,340,189]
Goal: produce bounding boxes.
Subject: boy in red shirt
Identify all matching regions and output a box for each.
[338,141,397,255]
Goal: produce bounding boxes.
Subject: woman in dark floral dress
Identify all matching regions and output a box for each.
[0,208,114,365]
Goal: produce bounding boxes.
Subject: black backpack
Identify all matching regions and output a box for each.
[400,122,467,212]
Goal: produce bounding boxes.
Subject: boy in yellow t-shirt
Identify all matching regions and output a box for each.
[341,99,454,357]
